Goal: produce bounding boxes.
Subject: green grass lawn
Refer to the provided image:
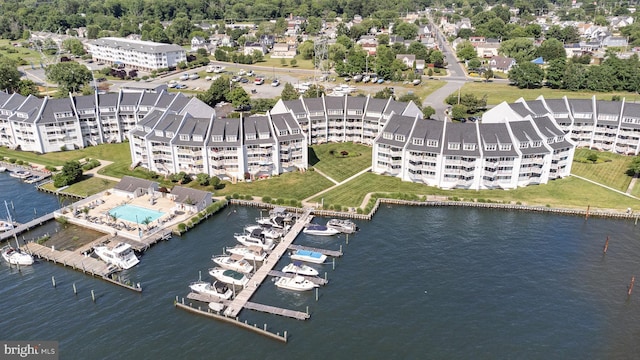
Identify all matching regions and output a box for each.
[461,82,640,105]
[312,172,640,211]
[0,39,42,65]
[309,143,372,182]
[571,148,634,192]
[212,170,334,200]
[260,55,315,70]
[41,176,117,197]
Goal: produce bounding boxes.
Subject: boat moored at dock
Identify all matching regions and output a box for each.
[290,249,327,264]
[93,242,140,270]
[303,223,340,236]
[189,280,233,300]
[209,268,250,287]
[234,229,275,251]
[226,245,266,262]
[1,245,34,266]
[282,261,319,276]
[212,254,254,274]
[9,170,30,179]
[275,275,319,291]
[0,220,15,232]
[326,219,358,234]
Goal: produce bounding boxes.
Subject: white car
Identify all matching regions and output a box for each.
[189,73,200,80]
[271,79,280,87]
[179,73,189,81]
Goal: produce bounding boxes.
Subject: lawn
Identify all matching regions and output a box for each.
[0,39,42,65]
[41,176,117,197]
[260,55,315,70]
[311,172,640,212]
[212,170,334,201]
[461,82,640,105]
[571,148,634,192]
[309,143,372,182]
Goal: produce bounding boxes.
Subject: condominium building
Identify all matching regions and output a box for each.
[88,37,187,71]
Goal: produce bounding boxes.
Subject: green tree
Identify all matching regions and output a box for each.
[62,39,86,57]
[563,62,587,90]
[422,106,436,119]
[429,50,445,68]
[197,76,231,106]
[45,62,93,95]
[393,22,419,40]
[456,41,477,61]
[508,62,544,89]
[302,84,325,98]
[280,82,299,101]
[290,59,297,67]
[483,69,494,82]
[498,38,536,63]
[298,40,315,60]
[0,58,21,93]
[537,39,566,62]
[451,104,468,119]
[587,153,599,163]
[374,87,395,99]
[16,79,39,96]
[196,173,210,186]
[628,156,640,176]
[52,160,83,188]
[227,87,250,108]
[545,58,566,89]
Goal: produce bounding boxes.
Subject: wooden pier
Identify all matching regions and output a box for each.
[288,244,343,257]
[0,212,55,242]
[268,270,328,285]
[186,291,310,320]
[224,210,314,318]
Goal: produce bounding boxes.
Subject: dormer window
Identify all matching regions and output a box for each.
[463,143,475,151]
[179,134,189,141]
[485,144,497,151]
[499,144,511,151]
[212,135,223,142]
[395,135,405,142]
[448,142,460,150]
[427,140,438,147]
[246,133,256,140]
[520,142,529,149]
[383,132,392,140]
[193,135,203,142]
[412,138,423,146]
[532,141,542,147]
[154,130,163,136]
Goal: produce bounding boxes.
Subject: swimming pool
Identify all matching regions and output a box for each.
[109,204,164,224]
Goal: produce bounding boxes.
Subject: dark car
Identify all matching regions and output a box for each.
[240,77,249,83]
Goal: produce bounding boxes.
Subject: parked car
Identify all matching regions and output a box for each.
[254,77,264,85]
[179,73,189,81]
[240,77,249,83]
[271,79,280,87]
[189,73,200,80]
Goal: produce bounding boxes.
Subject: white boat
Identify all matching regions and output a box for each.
[93,242,140,270]
[1,245,34,266]
[209,268,249,287]
[244,224,285,239]
[282,261,319,276]
[226,245,266,262]
[0,166,6,172]
[326,219,358,234]
[234,229,275,251]
[290,249,327,264]
[189,280,233,300]
[0,220,14,232]
[255,215,286,229]
[9,170,30,179]
[212,254,254,274]
[275,275,318,291]
[303,223,340,236]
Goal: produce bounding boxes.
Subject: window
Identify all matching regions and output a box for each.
[412,138,424,146]
[463,143,475,151]
[395,135,405,142]
[193,135,203,142]
[279,130,288,136]
[519,142,529,149]
[532,141,542,147]
[154,130,164,137]
[383,132,393,140]
[427,140,438,147]
[448,142,460,150]
[499,144,511,151]
[179,134,189,141]
[485,144,497,151]
[166,131,174,138]
[212,135,223,142]
[246,133,256,140]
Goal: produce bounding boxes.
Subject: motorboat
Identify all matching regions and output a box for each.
[211,254,254,274]
[93,242,140,270]
[275,275,318,291]
[226,245,266,262]
[9,170,30,179]
[282,261,319,276]
[255,215,286,229]
[209,268,249,287]
[303,223,340,236]
[244,224,285,239]
[0,166,6,172]
[326,219,358,234]
[1,245,34,266]
[290,249,327,264]
[0,220,14,232]
[234,229,275,251]
[189,280,233,300]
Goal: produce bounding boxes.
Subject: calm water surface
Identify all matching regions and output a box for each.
[2,172,640,359]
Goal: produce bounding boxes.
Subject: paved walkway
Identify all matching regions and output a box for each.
[302,166,372,207]
[83,160,120,182]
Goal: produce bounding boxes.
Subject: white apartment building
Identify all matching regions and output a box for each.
[88,37,187,71]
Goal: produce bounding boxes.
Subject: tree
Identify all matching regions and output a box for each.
[393,22,419,40]
[62,38,86,57]
[0,58,21,93]
[537,39,566,62]
[562,62,587,91]
[451,104,468,119]
[374,87,395,100]
[298,40,315,60]
[456,41,477,61]
[498,38,536,63]
[429,51,445,68]
[302,84,325,98]
[280,83,299,101]
[53,160,83,188]
[508,62,544,89]
[227,87,250,108]
[196,173,210,186]
[16,79,39,96]
[483,69,494,82]
[290,59,297,67]
[587,153,599,163]
[628,157,640,176]
[45,62,93,95]
[197,76,231,106]
[468,58,482,70]
[422,106,435,119]
[545,58,566,89]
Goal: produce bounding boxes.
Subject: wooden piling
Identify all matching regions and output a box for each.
[91,290,95,302]
[603,236,609,254]
[73,283,77,295]
[628,276,635,296]
[51,276,56,287]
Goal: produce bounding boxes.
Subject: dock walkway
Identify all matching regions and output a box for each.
[0,213,55,242]
[23,242,113,277]
[224,209,313,318]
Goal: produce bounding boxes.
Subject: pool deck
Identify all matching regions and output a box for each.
[55,190,192,242]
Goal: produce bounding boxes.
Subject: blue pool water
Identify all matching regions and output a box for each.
[108,204,164,224]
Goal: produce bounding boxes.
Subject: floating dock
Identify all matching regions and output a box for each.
[0,213,55,242]
[223,210,314,318]
[186,292,310,320]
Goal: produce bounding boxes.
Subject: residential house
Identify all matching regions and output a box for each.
[244,42,267,56]
[489,55,517,73]
[191,36,207,52]
[271,43,296,58]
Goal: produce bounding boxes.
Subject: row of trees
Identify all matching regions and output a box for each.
[508,52,640,92]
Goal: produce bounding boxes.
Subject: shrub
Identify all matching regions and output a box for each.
[15,160,23,165]
[8,158,16,163]
[244,195,253,200]
[232,193,240,199]
[45,165,57,172]
[177,223,186,232]
[225,195,232,200]
[262,196,272,203]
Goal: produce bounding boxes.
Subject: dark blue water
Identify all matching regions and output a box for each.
[2,172,640,359]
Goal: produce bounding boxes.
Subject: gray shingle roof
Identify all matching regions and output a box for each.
[442,122,480,156]
[243,115,274,146]
[91,37,184,54]
[39,98,76,124]
[113,175,158,193]
[377,114,414,147]
[406,118,444,152]
[207,117,241,146]
[479,123,519,156]
[170,186,211,205]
